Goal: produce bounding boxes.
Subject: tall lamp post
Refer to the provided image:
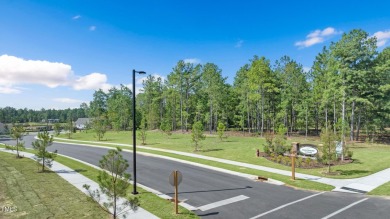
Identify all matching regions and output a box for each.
[132,69,146,195]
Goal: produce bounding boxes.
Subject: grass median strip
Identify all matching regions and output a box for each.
[368,182,390,196]
[0,151,109,219]
[54,154,199,219]
[0,145,199,219]
[54,139,334,192]
[58,131,390,179]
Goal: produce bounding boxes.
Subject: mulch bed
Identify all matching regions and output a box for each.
[258,153,353,169]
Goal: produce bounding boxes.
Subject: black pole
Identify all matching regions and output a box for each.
[132,69,138,194]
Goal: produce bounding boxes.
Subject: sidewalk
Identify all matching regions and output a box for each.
[0,148,159,219]
[54,137,390,194]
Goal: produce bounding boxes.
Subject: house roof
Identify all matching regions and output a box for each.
[0,123,5,132]
[75,118,92,125]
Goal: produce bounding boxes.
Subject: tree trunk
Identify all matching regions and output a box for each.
[209,102,213,134]
[185,87,190,132]
[261,91,264,137]
[333,95,337,134]
[356,110,361,141]
[325,106,328,130]
[180,74,183,132]
[350,100,355,141]
[341,91,346,161]
[247,95,250,133]
[256,100,260,133]
[173,93,177,130]
[42,156,45,172]
[315,103,319,136]
[290,104,294,135]
[305,105,308,138]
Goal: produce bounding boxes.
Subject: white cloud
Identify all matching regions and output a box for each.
[0,55,73,88]
[89,26,96,31]
[295,27,342,48]
[0,54,112,93]
[184,58,201,64]
[53,98,84,104]
[372,30,390,47]
[0,86,21,94]
[73,72,112,91]
[303,66,311,73]
[235,40,244,48]
[72,15,81,20]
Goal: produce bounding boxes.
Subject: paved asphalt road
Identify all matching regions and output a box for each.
[1,134,390,219]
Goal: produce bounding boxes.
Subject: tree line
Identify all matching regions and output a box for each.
[2,29,389,142]
[126,29,388,142]
[0,107,86,124]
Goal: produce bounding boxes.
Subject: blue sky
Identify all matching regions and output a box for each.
[1,0,389,109]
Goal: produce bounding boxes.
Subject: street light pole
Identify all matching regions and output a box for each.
[132,69,146,195]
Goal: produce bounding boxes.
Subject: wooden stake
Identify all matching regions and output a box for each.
[175,170,178,214]
[291,142,298,180]
[291,153,295,180]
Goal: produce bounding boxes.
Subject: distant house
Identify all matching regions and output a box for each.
[0,122,5,134]
[41,119,60,123]
[75,118,92,130]
[48,119,60,123]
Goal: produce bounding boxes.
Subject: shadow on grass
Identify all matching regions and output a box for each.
[349,146,369,149]
[338,170,370,176]
[222,140,236,143]
[145,143,160,146]
[351,159,362,164]
[201,148,224,152]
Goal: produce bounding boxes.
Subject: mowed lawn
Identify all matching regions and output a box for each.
[60,130,390,179]
[0,152,109,219]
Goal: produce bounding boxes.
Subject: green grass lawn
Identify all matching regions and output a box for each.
[59,130,390,179]
[0,145,199,219]
[0,151,109,219]
[55,155,199,219]
[368,182,390,196]
[55,134,334,192]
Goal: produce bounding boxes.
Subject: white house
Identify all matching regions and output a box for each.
[0,122,5,134]
[75,118,92,130]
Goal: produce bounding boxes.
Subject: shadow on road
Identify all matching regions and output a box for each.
[166,186,252,195]
[197,212,219,217]
[54,169,87,174]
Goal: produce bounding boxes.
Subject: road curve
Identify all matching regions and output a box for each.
[1,134,390,219]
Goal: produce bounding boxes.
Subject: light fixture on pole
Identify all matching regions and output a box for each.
[132,69,146,195]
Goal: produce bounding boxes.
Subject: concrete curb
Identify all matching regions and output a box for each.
[53,139,286,186]
[53,137,390,194]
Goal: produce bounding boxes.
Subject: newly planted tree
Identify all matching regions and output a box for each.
[93,116,107,141]
[160,118,172,137]
[65,119,73,139]
[32,131,56,172]
[137,116,147,145]
[217,122,226,141]
[6,125,26,158]
[320,126,338,174]
[191,121,205,151]
[90,89,108,140]
[83,147,139,219]
[54,123,61,136]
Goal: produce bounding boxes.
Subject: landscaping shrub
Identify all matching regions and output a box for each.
[297,157,303,167]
